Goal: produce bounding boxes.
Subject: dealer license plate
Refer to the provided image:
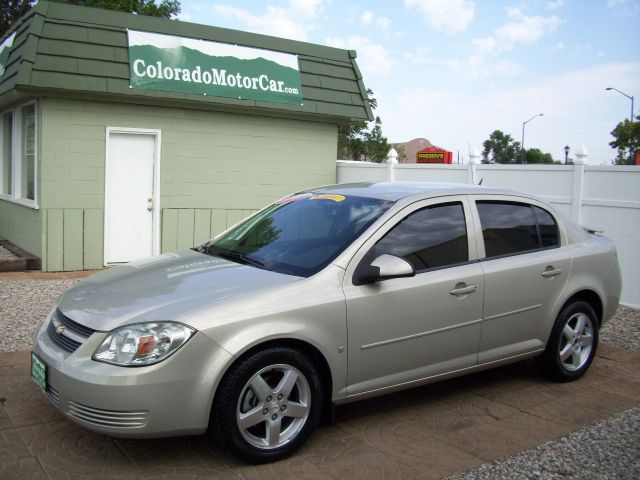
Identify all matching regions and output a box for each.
[31,352,47,392]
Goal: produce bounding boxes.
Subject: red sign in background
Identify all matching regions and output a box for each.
[416,146,453,164]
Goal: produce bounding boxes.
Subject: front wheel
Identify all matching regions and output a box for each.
[536,301,599,382]
[212,347,323,463]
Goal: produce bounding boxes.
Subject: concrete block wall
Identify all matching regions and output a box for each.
[36,97,338,271]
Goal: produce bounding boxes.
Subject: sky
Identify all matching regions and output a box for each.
[177,0,640,164]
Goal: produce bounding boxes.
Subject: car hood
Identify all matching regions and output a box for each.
[58,250,302,332]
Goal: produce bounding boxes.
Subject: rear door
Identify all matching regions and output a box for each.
[343,196,484,396]
[471,197,571,363]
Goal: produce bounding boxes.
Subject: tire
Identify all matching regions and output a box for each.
[536,301,599,382]
[212,347,324,463]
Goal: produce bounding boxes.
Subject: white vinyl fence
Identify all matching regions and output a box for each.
[337,157,640,308]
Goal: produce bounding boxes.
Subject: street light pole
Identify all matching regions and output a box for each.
[606,87,634,122]
[564,145,570,165]
[520,113,544,164]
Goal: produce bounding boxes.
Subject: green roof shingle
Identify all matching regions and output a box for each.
[0,1,373,122]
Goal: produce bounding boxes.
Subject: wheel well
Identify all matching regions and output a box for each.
[213,338,333,419]
[564,290,603,327]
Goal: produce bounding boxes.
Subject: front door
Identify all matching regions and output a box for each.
[104,129,160,264]
[343,197,484,397]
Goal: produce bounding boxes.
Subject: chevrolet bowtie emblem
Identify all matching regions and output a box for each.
[55,324,65,335]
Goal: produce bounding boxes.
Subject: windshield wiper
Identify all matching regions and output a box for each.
[216,250,265,269]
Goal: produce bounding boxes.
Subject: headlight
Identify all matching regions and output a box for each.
[93,322,195,366]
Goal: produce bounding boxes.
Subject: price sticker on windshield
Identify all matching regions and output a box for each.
[309,194,346,203]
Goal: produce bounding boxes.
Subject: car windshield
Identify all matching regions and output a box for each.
[199,192,393,277]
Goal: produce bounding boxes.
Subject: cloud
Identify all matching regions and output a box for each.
[606,0,640,15]
[473,9,563,53]
[360,10,391,31]
[496,9,562,44]
[287,0,327,20]
[379,62,640,163]
[210,1,330,42]
[546,0,565,9]
[404,0,475,34]
[550,41,565,51]
[361,10,373,26]
[401,47,432,65]
[326,36,396,76]
[472,37,497,54]
[377,16,392,30]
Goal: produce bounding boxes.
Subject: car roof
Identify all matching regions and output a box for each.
[305,182,530,202]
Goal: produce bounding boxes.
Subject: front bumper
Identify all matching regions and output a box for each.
[32,311,234,438]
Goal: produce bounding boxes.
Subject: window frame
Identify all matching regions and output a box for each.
[346,195,480,284]
[470,195,563,261]
[0,100,38,209]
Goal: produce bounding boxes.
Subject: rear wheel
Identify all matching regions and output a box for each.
[536,301,599,382]
[212,347,323,463]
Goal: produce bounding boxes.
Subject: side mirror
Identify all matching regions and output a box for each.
[356,254,415,285]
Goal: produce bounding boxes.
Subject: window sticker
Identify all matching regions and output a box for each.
[309,194,346,203]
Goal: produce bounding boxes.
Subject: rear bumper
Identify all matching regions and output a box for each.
[32,312,233,438]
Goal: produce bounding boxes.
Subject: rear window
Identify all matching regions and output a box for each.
[477,201,559,258]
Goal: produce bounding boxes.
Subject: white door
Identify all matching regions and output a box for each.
[105,129,159,264]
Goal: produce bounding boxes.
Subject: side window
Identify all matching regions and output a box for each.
[533,206,560,248]
[477,201,559,259]
[373,202,468,271]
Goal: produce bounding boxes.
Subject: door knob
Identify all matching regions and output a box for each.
[147,197,153,211]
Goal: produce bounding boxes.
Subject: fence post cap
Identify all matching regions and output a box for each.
[575,146,589,164]
[387,147,399,164]
[469,148,481,164]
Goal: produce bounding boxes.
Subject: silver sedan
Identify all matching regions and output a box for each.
[32,182,621,463]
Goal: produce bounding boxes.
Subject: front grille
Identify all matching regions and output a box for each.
[55,309,96,337]
[67,401,148,428]
[46,309,96,353]
[47,321,82,352]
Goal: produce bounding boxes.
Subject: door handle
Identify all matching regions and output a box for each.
[541,267,562,278]
[147,197,153,211]
[450,283,478,296]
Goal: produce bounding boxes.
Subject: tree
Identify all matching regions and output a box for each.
[1,1,32,37]
[337,120,367,160]
[2,0,181,36]
[524,148,555,164]
[338,88,389,161]
[394,144,407,163]
[609,115,640,165]
[366,117,390,163]
[482,130,521,164]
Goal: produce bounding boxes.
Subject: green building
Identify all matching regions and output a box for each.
[0,1,371,271]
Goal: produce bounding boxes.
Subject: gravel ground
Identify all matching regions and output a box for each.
[1,278,638,478]
[601,305,640,353]
[0,279,79,352]
[447,406,640,480]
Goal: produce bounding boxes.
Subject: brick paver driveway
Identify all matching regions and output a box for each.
[1,345,639,479]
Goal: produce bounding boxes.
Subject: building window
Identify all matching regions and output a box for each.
[0,101,37,207]
[20,104,36,201]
